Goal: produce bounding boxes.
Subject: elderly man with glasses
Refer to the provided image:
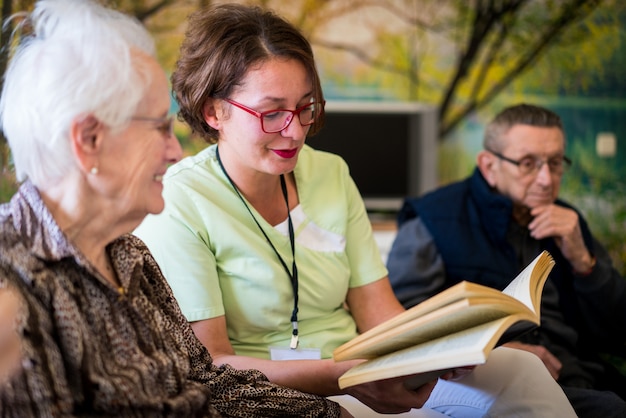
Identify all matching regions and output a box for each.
[387,103,626,418]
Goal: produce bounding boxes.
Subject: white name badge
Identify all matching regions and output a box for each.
[269,346,322,361]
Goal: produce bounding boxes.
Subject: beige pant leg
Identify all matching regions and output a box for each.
[424,346,577,417]
[328,394,448,417]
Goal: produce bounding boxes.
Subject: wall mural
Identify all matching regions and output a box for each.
[0,0,624,271]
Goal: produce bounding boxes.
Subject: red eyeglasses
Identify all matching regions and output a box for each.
[224,98,324,133]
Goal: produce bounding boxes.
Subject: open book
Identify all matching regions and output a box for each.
[334,250,554,389]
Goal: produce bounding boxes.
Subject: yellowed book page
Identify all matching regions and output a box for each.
[334,252,554,363]
[501,250,554,314]
[334,296,533,361]
[337,315,529,389]
[334,281,505,357]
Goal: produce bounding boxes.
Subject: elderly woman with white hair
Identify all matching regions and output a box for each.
[0,0,349,416]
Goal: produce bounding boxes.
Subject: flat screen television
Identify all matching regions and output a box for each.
[307,101,438,213]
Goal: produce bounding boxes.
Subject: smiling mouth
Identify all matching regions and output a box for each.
[273,148,298,159]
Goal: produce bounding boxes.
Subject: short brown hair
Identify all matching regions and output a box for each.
[172,3,325,143]
[484,103,564,151]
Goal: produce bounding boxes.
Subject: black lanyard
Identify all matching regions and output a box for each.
[216,147,300,349]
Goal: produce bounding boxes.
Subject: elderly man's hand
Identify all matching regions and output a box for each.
[503,341,562,380]
[529,204,595,273]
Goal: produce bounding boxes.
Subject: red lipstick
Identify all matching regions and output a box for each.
[273,148,298,159]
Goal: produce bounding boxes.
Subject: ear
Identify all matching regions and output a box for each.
[202,98,222,130]
[70,114,104,173]
[476,150,498,187]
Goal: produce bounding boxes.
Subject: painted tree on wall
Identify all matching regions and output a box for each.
[0,0,622,200]
[304,0,620,139]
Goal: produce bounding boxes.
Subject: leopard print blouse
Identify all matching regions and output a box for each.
[0,181,340,418]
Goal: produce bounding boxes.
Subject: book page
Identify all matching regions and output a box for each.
[502,251,554,314]
[334,297,535,361]
[334,281,506,356]
[337,315,525,389]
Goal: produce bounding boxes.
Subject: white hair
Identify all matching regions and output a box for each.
[0,0,156,186]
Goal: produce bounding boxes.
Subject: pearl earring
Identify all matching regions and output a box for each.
[90,166,99,175]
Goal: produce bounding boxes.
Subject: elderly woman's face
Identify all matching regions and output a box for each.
[100,54,182,221]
